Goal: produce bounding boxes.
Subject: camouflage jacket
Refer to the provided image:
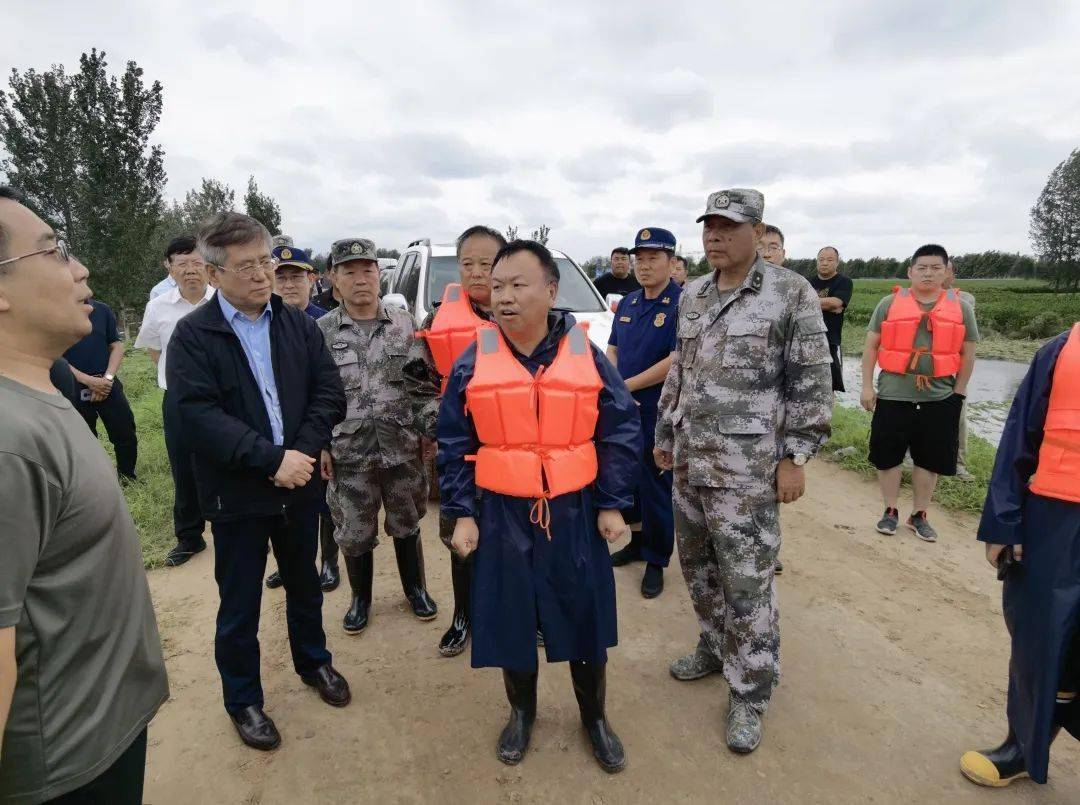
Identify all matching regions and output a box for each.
[402,302,493,440]
[318,302,419,470]
[656,257,833,488]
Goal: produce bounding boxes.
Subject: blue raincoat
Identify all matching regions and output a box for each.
[437,311,642,671]
[978,328,1080,783]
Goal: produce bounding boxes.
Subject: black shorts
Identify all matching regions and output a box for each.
[829,342,845,392]
[868,395,964,476]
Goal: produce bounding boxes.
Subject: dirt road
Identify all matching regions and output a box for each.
[143,462,1080,804]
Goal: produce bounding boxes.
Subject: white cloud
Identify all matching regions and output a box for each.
[2,0,1078,261]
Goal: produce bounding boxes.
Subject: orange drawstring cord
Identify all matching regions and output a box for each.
[530,498,553,541]
[915,374,932,391]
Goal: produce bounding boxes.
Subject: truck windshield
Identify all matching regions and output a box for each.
[425,256,605,312]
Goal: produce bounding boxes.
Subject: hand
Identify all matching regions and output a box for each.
[451,517,479,558]
[597,508,628,543]
[99,375,115,395]
[85,375,111,401]
[272,450,316,489]
[860,388,877,412]
[320,449,334,482]
[653,447,674,471]
[776,458,806,504]
[985,542,1022,569]
[421,437,437,463]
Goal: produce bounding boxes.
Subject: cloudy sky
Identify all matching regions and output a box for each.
[4,1,1079,261]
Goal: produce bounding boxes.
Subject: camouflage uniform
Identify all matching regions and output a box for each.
[320,301,427,557]
[403,303,493,549]
[656,254,833,712]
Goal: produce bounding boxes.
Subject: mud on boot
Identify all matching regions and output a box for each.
[669,636,722,681]
[497,670,537,765]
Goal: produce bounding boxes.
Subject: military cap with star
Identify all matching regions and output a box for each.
[272,244,315,272]
[331,237,378,266]
[696,188,765,224]
[630,226,677,254]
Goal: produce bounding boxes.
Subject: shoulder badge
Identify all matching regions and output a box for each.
[661,296,670,305]
[751,271,763,291]
[631,296,639,305]
[654,312,666,328]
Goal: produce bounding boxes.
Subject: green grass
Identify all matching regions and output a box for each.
[840,279,1078,362]
[821,405,995,514]
[105,347,174,568]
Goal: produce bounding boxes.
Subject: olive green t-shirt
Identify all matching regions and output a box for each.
[0,375,169,803]
[869,293,980,402]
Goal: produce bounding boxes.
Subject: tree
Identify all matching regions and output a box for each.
[505,225,518,241]
[1030,148,1080,292]
[0,50,167,308]
[243,175,281,235]
[376,248,400,259]
[531,224,550,245]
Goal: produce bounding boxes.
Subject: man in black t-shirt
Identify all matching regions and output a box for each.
[594,246,641,300]
[63,298,139,479]
[808,246,853,392]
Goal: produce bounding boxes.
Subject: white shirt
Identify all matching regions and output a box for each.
[149,275,177,300]
[134,285,215,389]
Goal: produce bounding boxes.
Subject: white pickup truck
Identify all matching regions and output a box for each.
[383,239,614,349]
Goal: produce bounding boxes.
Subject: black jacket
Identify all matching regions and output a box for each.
[166,292,346,521]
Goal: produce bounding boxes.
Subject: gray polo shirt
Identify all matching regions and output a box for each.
[0,376,169,803]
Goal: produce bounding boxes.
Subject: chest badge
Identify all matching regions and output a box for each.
[619,316,632,323]
[332,342,348,350]
[686,312,701,321]
[654,312,667,328]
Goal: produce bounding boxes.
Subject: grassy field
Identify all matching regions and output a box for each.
[108,347,175,568]
[840,278,1078,361]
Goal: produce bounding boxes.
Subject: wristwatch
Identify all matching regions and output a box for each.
[788,453,809,467]
[104,373,115,381]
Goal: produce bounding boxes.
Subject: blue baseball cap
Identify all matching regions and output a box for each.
[630,227,677,254]
[273,244,315,272]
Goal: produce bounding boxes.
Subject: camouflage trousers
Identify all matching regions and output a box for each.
[673,471,781,712]
[327,458,427,557]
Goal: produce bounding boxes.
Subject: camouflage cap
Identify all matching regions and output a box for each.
[696,189,765,224]
[331,237,378,266]
[271,234,294,248]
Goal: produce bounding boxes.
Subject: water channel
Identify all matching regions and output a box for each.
[836,357,1031,446]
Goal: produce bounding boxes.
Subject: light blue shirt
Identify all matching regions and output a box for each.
[217,294,284,446]
[149,275,177,300]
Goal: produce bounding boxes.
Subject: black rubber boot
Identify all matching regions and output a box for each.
[570,661,627,773]
[610,531,643,567]
[960,729,1030,787]
[439,553,471,657]
[393,531,437,620]
[497,669,538,765]
[342,552,373,635]
[318,514,340,592]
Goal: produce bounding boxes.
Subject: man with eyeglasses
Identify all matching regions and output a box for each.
[0,185,169,803]
[167,212,350,751]
[759,224,786,267]
[135,236,215,567]
[62,283,139,482]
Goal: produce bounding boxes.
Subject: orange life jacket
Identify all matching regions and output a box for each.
[878,287,966,378]
[465,323,602,506]
[416,283,491,378]
[1029,323,1080,503]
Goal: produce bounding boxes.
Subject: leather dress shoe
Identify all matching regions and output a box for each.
[229,706,281,751]
[302,664,352,707]
[641,563,664,598]
[265,570,283,589]
[164,539,206,568]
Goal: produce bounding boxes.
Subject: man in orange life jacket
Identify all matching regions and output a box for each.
[404,224,506,658]
[860,244,978,542]
[437,240,641,773]
[960,322,1080,788]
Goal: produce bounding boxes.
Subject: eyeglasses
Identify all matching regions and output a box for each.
[212,256,278,278]
[0,238,70,268]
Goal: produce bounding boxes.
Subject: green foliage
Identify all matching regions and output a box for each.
[531,224,551,245]
[785,250,1050,280]
[376,248,400,259]
[821,405,995,515]
[1030,148,1080,292]
[844,278,1078,340]
[101,347,173,567]
[243,175,281,235]
[0,49,167,309]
